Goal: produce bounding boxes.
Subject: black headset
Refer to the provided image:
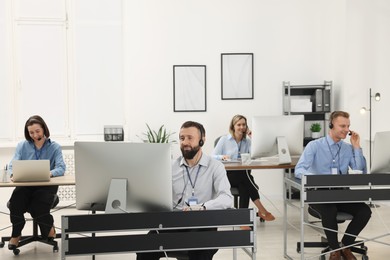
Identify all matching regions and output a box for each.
[329,111,336,129]
[198,123,205,147]
[328,111,352,136]
[180,121,205,147]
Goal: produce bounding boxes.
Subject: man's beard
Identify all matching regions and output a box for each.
[181,145,201,160]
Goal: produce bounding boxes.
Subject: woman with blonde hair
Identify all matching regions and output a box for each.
[213,114,274,221]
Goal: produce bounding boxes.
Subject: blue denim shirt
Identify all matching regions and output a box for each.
[295,135,366,179]
[212,134,251,160]
[8,139,66,177]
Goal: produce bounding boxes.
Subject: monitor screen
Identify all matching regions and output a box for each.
[371,131,390,173]
[251,115,304,160]
[75,141,173,212]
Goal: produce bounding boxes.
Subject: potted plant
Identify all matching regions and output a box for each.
[138,124,176,143]
[310,123,322,139]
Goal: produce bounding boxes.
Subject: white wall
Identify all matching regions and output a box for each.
[342,0,390,161]
[123,0,345,199]
[124,0,342,151]
[1,0,390,200]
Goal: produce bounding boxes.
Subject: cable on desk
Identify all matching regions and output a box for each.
[371,202,390,233]
[0,223,13,232]
[50,202,76,214]
[155,230,169,259]
[245,169,283,216]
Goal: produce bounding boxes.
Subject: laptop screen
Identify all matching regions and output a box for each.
[12,160,51,182]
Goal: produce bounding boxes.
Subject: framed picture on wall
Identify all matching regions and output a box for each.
[221,53,254,100]
[173,65,207,112]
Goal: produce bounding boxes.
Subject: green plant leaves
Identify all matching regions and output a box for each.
[138,124,176,143]
[310,123,321,132]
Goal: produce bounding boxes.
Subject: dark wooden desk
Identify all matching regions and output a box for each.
[223,157,298,171]
[223,157,298,226]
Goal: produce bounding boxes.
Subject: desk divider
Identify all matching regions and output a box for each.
[61,209,256,260]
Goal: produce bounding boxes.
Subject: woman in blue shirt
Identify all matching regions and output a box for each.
[213,115,274,221]
[7,115,66,250]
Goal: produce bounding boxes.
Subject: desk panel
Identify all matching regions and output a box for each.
[62,209,257,259]
[284,174,390,260]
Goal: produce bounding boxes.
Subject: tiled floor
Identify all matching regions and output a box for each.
[1,199,389,260]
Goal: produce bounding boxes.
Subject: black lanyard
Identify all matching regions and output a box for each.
[184,165,201,196]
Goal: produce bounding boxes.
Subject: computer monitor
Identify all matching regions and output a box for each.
[370,131,390,173]
[251,115,304,164]
[75,141,173,212]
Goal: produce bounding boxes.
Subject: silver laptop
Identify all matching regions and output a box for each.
[12,160,51,182]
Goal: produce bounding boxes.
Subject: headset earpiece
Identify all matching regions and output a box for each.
[198,123,205,147]
[329,111,335,129]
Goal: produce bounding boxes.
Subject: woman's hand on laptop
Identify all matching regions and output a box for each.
[221,155,230,161]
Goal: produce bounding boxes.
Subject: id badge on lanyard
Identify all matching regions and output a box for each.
[188,196,199,206]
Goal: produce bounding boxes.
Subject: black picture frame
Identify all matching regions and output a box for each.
[221,53,254,100]
[173,65,207,112]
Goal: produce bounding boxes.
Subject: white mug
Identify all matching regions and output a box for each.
[241,153,251,165]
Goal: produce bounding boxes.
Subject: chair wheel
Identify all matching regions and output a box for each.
[13,248,20,255]
[260,217,265,222]
[53,245,59,252]
[319,255,326,260]
[362,255,369,260]
[0,241,4,248]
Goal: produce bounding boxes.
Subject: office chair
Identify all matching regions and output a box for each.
[214,136,241,207]
[0,194,60,255]
[297,205,368,260]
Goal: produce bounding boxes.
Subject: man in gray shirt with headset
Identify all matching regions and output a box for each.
[137,121,233,260]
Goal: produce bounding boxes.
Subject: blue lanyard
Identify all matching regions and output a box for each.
[326,139,342,163]
[184,165,201,196]
[34,141,46,160]
[237,141,242,158]
[326,138,342,171]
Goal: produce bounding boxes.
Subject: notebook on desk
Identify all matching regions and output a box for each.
[12,160,51,182]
